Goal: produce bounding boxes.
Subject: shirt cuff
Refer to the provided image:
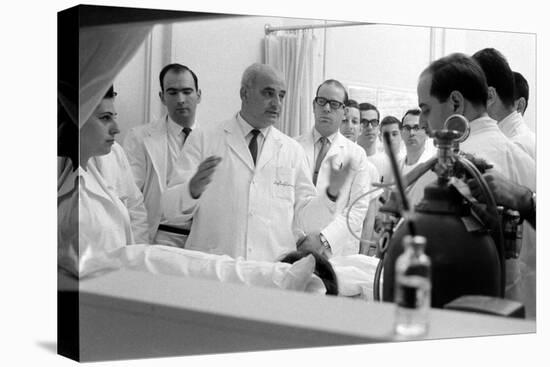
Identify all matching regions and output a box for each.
[320,227,340,257]
[326,187,339,202]
[163,181,199,220]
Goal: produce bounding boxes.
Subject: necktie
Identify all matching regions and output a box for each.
[182,127,192,145]
[248,129,261,166]
[313,136,329,186]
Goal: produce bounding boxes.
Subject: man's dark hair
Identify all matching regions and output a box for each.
[316,79,349,105]
[422,52,488,107]
[400,108,421,128]
[513,71,529,110]
[380,115,400,128]
[345,99,359,110]
[472,48,515,107]
[159,63,199,91]
[358,102,380,120]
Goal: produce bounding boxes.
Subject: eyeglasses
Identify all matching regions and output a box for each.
[314,97,345,110]
[401,125,424,133]
[360,119,380,128]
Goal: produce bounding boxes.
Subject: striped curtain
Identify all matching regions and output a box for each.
[265,29,323,138]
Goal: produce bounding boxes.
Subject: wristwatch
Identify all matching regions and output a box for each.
[319,233,332,255]
[326,187,339,202]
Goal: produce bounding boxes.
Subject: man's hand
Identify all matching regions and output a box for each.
[327,155,352,198]
[467,171,531,213]
[189,156,222,199]
[296,231,331,258]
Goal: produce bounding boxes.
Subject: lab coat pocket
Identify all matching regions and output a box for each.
[273,167,295,202]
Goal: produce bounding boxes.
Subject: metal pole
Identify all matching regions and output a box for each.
[265,21,374,35]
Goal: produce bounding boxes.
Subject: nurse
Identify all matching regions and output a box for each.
[58,86,134,275]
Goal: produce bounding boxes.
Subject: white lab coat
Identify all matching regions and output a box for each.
[367,149,406,185]
[399,143,435,176]
[162,113,336,261]
[407,116,536,318]
[295,130,373,256]
[462,116,536,319]
[498,111,536,161]
[459,116,535,190]
[123,116,191,244]
[89,142,150,244]
[58,158,134,276]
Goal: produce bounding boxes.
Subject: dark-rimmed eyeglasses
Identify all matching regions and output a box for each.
[360,119,379,128]
[314,97,345,110]
[401,125,424,133]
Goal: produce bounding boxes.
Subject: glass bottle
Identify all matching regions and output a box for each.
[394,235,431,338]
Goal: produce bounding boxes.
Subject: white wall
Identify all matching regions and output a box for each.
[325,24,431,92]
[114,15,318,142]
[113,16,536,142]
[113,39,148,143]
[324,24,432,121]
[113,24,173,143]
[171,16,283,130]
[323,24,536,130]
[444,28,536,131]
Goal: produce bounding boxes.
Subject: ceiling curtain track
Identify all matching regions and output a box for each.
[264,21,375,35]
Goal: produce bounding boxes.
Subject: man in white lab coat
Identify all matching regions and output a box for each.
[398,108,433,176]
[123,64,201,247]
[367,116,404,185]
[162,63,351,261]
[472,48,535,161]
[341,99,381,254]
[357,102,382,159]
[413,53,536,318]
[296,80,373,256]
[339,99,361,143]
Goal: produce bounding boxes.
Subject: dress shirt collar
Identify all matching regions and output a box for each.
[498,111,522,136]
[58,164,79,195]
[166,115,193,137]
[58,161,91,198]
[236,112,271,139]
[312,127,338,145]
[464,115,500,141]
[499,110,520,125]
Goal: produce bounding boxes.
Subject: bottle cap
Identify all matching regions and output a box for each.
[403,235,427,249]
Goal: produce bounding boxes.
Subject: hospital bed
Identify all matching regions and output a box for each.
[58,252,534,362]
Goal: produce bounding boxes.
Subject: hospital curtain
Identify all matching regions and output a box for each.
[78,23,154,128]
[265,29,323,138]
